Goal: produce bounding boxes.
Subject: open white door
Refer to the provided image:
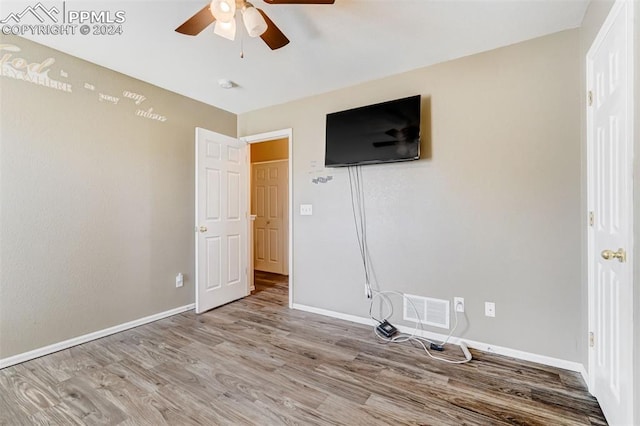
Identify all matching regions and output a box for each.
[587,1,634,424]
[195,128,249,314]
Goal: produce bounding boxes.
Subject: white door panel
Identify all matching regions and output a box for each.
[587,1,633,424]
[196,128,248,314]
[252,161,288,274]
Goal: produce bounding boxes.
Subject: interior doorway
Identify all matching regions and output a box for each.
[251,146,288,276]
[241,129,293,307]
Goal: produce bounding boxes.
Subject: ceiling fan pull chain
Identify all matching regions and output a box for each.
[240,24,245,58]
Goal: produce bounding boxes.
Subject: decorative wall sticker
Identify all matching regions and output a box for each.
[123,91,146,105]
[98,92,119,104]
[312,176,333,184]
[136,107,167,122]
[0,43,71,92]
[1,41,170,122]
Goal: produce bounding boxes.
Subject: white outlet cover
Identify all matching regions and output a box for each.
[485,302,495,317]
[454,297,464,312]
[300,204,313,215]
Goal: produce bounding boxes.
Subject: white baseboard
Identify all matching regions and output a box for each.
[0,304,195,370]
[293,303,376,327]
[579,364,590,390]
[292,303,587,375]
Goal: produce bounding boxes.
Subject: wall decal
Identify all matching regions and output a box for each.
[98,92,119,105]
[1,41,170,122]
[312,176,333,184]
[136,107,167,123]
[0,43,71,92]
[123,90,146,105]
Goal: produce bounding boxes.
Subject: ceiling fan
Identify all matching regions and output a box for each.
[176,0,335,50]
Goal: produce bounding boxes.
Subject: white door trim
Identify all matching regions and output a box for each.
[240,129,293,308]
[585,0,634,418]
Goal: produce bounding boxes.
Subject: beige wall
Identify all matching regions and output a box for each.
[251,138,288,163]
[240,30,582,362]
[0,36,236,358]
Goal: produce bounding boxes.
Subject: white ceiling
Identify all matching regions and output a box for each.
[17,0,590,114]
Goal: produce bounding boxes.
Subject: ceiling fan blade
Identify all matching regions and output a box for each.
[175,5,216,36]
[263,0,334,3]
[258,9,290,50]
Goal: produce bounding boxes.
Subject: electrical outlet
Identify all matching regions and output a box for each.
[176,273,184,288]
[454,297,465,312]
[485,302,495,317]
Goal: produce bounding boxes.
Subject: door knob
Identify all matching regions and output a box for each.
[601,248,626,263]
[199,226,208,233]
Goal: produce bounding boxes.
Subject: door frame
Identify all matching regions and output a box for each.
[585,0,634,405]
[240,129,293,308]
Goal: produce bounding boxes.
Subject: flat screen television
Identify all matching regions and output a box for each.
[324,95,421,167]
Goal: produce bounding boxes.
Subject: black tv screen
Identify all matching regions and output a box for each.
[325,95,421,167]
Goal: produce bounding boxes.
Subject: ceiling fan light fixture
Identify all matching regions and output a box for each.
[210,0,235,23]
[214,19,236,40]
[242,6,268,37]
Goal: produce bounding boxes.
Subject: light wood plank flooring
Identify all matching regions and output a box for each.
[0,271,606,425]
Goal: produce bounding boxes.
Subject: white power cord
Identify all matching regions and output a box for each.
[348,166,373,298]
[347,166,471,364]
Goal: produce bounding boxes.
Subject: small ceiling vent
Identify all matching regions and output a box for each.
[403,294,450,329]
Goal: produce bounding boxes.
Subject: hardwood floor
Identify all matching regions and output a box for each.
[0,271,606,425]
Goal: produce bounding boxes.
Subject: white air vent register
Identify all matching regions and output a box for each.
[403,294,450,329]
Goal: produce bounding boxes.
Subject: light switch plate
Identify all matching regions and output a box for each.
[300,204,313,215]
